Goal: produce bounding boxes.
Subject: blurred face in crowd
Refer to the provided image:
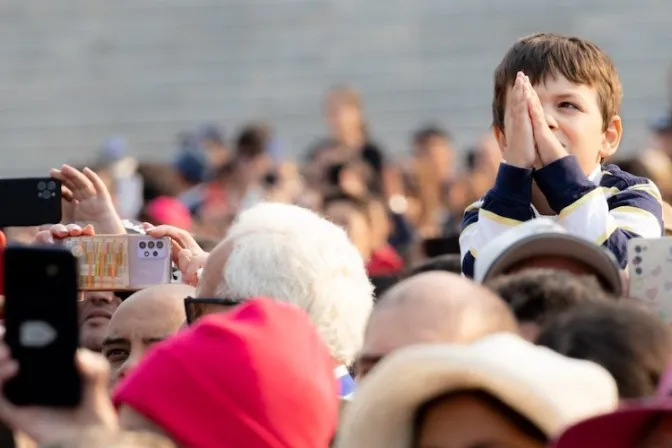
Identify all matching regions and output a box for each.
[79,292,123,352]
[416,135,455,181]
[102,285,191,389]
[325,91,363,141]
[323,200,372,261]
[414,392,545,448]
[653,130,672,159]
[367,198,391,250]
[202,138,228,168]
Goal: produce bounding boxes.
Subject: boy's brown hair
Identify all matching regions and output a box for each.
[492,33,622,132]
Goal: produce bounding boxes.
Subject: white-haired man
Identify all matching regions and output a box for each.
[146,202,374,397]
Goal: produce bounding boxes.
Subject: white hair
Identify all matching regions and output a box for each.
[213,202,374,366]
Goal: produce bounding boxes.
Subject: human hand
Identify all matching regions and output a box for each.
[523,76,569,165]
[619,269,629,297]
[34,223,95,245]
[502,72,537,169]
[0,346,118,445]
[143,224,209,287]
[50,165,125,234]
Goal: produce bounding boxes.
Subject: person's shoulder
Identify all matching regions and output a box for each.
[600,163,655,189]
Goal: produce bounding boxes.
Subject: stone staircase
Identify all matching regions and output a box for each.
[0,0,669,175]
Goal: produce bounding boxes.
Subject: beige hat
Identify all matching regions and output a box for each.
[335,333,618,448]
[474,218,622,296]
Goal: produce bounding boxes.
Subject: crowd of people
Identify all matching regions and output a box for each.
[1,32,672,447]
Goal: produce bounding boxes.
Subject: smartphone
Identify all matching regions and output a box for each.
[422,235,461,258]
[0,178,62,227]
[627,237,672,321]
[3,245,81,407]
[62,234,172,291]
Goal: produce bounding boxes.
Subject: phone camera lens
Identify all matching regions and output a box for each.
[148,241,155,249]
[634,256,642,265]
[139,241,146,249]
[157,241,164,249]
[635,246,642,253]
[47,181,56,191]
[40,190,51,199]
[46,264,58,276]
[635,267,643,275]
[153,251,158,257]
[144,251,150,257]
[37,181,46,191]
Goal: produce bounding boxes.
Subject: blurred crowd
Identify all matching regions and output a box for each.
[42,79,672,285]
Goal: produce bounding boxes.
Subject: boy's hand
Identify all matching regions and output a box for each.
[524,76,569,165]
[502,72,537,169]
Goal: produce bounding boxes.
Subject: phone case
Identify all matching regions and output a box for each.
[627,237,672,320]
[62,235,172,291]
[0,177,62,228]
[3,245,80,407]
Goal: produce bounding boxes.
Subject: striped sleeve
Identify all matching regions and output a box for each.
[460,163,535,277]
[534,156,663,268]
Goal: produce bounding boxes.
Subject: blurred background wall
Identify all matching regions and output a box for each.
[0,0,670,175]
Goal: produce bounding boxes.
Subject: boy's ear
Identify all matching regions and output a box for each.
[600,115,622,159]
[493,126,507,155]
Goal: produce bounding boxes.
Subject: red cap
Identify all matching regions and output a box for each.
[553,400,672,447]
[113,297,338,448]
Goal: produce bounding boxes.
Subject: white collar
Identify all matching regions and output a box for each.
[587,164,602,184]
[334,365,350,378]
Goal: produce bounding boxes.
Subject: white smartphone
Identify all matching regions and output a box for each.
[627,237,672,321]
[62,234,172,291]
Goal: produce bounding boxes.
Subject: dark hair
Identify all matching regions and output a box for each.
[464,147,478,171]
[537,302,672,399]
[136,163,184,201]
[326,163,347,187]
[493,33,621,132]
[235,123,271,160]
[485,269,614,326]
[370,275,399,301]
[412,125,451,147]
[612,157,653,179]
[405,254,462,277]
[412,390,547,446]
[304,138,342,162]
[322,192,370,221]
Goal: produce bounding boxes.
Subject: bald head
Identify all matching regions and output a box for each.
[104,284,194,388]
[356,272,517,378]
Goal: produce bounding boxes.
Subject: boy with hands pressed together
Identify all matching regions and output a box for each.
[461,33,663,277]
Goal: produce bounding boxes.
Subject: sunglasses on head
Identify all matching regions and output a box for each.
[183,296,245,325]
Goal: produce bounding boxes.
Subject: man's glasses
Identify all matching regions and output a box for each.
[184,296,245,325]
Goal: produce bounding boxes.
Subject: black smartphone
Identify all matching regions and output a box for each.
[0,420,14,448]
[422,235,461,258]
[0,178,62,228]
[2,245,81,407]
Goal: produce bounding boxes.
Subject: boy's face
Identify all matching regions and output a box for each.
[504,74,621,175]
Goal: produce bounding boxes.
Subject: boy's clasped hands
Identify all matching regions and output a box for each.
[504,71,569,169]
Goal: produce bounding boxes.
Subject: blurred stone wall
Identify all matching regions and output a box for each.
[0,0,670,175]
